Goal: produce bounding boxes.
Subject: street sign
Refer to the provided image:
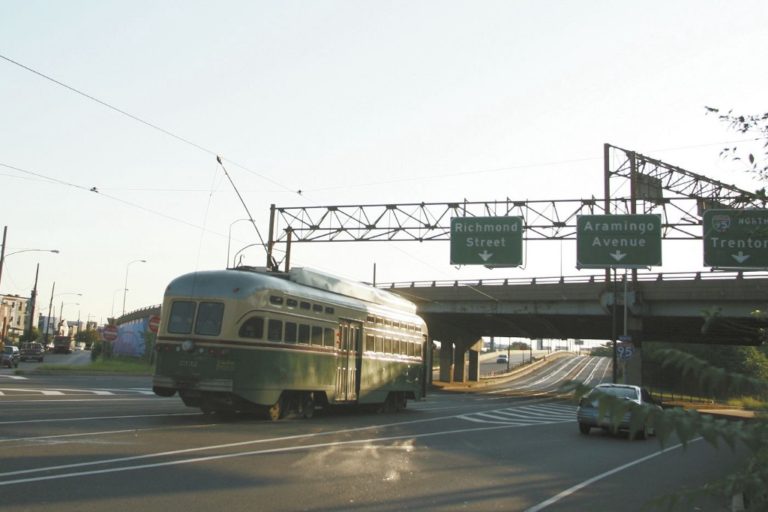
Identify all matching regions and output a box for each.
[576,214,662,268]
[148,315,161,333]
[450,216,524,266]
[103,325,118,341]
[617,342,635,360]
[703,209,768,268]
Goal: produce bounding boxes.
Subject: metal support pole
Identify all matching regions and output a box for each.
[283,229,292,273]
[45,281,55,346]
[0,225,7,289]
[266,204,276,270]
[611,268,618,383]
[25,263,39,341]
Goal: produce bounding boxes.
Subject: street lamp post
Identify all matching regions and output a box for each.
[122,259,147,316]
[0,226,60,289]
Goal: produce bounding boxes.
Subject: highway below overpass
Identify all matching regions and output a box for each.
[0,354,747,511]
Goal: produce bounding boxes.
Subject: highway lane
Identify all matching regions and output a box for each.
[0,360,746,511]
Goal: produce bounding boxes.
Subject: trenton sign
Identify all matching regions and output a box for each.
[703,209,768,268]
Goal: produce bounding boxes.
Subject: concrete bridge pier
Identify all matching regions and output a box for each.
[438,337,484,383]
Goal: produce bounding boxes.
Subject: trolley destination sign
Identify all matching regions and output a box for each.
[450,216,523,266]
[703,209,768,268]
[577,214,662,268]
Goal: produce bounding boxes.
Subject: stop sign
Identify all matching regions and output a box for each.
[103,325,118,341]
[148,315,161,333]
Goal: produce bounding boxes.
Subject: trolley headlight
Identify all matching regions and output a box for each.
[181,340,195,353]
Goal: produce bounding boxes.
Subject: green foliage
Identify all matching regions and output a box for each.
[564,348,768,510]
[589,343,613,357]
[75,329,99,348]
[706,107,768,180]
[19,326,39,343]
[90,340,103,361]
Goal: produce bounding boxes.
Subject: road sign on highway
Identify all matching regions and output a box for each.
[450,216,524,266]
[617,342,635,360]
[576,214,662,268]
[148,315,161,333]
[703,209,768,268]
[102,325,118,342]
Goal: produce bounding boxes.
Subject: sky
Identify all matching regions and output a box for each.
[1,1,767,325]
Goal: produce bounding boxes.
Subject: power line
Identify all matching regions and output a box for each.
[0,53,298,196]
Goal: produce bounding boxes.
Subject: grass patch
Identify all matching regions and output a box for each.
[727,396,768,412]
[35,357,154,375]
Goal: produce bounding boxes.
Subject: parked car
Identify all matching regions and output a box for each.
[20,342,45,362]
[577,383,662,439]
[2,345,20,368]
[496,354,509,364]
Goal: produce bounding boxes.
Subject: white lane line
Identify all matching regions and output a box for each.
[0,388,64,396]
[0,422,541,486]
[48,388,115,396]
[524,437,704,512]
[0,375,28,380]
[0,411,198,426]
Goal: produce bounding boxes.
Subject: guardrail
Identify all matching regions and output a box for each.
[380,270,768,289]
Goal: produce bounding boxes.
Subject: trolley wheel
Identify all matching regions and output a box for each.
[267,396,284,421]
[300,393,315,419]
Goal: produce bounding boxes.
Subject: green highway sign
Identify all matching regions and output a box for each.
[450,216,523,266]
[576,214,662,268]
[703,209,768,268]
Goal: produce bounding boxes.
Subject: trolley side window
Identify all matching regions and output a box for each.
[194,302,224,336]
[168,301,196,334]
[298,324,310,344]
[239,316,264,339]
[284,322,297,343]
[311,326,323,345]
[267,320,283,342]
[323,328,335,347]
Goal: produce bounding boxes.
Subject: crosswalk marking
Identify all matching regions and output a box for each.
[458,403,576,425]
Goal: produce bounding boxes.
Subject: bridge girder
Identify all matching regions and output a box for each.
[266,145,765,268]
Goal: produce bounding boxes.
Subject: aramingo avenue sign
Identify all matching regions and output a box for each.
[577,214,662,268]
[703,209,768,268]
[450,216,523,266]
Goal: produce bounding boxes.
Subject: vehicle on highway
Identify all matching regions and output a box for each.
[496,354,509,364]
[577,383,662,439]
[20,342,45,362]
[2,345,20,368]
[53,335,75,354]
[153,266,429,419]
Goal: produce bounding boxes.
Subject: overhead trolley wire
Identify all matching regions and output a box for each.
[0,53,296,196]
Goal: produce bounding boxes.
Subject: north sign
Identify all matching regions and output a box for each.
[450,216,523,266]
[576,214,662,268]
[703,209,768,268]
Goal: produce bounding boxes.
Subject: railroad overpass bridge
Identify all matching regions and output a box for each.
[383,271,768,383]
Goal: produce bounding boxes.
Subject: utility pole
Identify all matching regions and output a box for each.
[0,225,7,289]
[25,263,39,341]
[45,281,55,346]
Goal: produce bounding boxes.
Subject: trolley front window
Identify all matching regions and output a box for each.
[168,301,195,334]
[195,302,224,336]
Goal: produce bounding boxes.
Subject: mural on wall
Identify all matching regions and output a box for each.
[113,317,148,357]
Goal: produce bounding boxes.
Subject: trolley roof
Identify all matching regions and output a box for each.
[165,266,418,315]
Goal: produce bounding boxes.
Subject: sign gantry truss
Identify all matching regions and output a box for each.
[265,145,766,268]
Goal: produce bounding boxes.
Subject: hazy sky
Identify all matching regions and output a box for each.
[1,1,766,323]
